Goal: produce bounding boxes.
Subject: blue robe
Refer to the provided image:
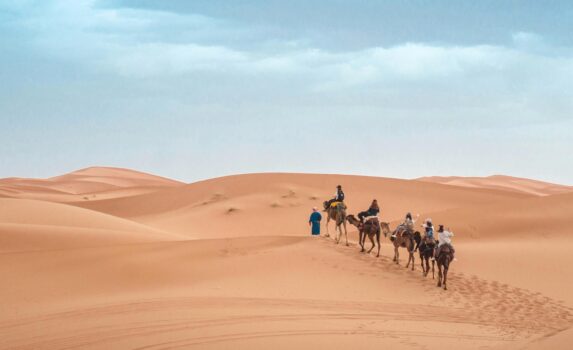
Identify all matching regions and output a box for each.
[309,212,322,235]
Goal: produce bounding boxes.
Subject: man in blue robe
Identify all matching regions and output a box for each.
[309,207,322,235]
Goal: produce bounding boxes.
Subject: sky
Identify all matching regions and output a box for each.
[1,0,572,184]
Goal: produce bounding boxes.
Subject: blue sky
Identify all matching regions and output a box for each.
[1,0,572,184]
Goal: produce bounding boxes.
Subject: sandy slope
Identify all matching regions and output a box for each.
[418,175,573,196]
[0,198,183,252]
[422,192,573,240]
[1,168,572,349]
[1,237,570,349]
[73,173,531,239]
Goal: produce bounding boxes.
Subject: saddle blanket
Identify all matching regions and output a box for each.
[330,201,346,208]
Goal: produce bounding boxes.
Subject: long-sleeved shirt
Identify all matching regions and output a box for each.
[333,189,345,201]
[438,230,454,246]
[404,217,417,230]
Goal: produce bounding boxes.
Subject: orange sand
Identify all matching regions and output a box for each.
[1,167,571,349]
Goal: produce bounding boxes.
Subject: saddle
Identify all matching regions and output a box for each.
[394,227,413,247]
[363,216,379,224]
[437,243,454,259]
[362,217,380,233]
[420,241,435,255]
[424,236,436,245]
[330,201,346,210]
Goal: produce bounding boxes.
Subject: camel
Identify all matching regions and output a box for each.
[436,244,453,290]
[417,238,435,278]
[389,226,420,270]
[323,201,348,245]
[346,215,390,257]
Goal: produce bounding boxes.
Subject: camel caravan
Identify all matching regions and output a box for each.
[319,185,456,290]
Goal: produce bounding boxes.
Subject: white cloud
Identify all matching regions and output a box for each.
[5,0,573,125]
[111,43,248,77]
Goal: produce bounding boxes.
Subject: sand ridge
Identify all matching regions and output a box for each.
[417,175,573,196]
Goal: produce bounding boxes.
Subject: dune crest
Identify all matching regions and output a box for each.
[417,175,573,196]
[0,166,185,202]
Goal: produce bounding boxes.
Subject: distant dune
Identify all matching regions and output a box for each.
[0,166,184,202]
[72,173,532,239]
[1,167,571,349]
[417,175,573,196]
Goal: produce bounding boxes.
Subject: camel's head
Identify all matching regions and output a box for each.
[346,214,360,226]
[413,231,422,244]
[380,222,391,237]
[323,201,329,210]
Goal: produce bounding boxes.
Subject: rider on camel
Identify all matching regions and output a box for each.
[392,212,419,239]
[415,218,435,253]
[358,199,379,223]
[435,224,455,259]
[324,185,345,211]
[421,218,435,243]
[403,212,418,233]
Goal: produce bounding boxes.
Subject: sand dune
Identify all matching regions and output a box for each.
[1,168,572,349]
[0,166,184,202]
[422,191,573,240]
[73,173,531,239]
[418,175,573,196]
[0,198,182,252]
[50,166,184,190]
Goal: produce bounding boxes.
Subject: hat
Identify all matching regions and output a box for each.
[438,224,444,232]
[337,185,342,189]
[312,207,318,212]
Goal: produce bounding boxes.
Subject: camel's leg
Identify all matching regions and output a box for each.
[411,252,415,271]
[443,263,449,290]
[394,246,399,264]
[325,217,331,238]
[335,223,340,244]
[410,242,415,271]
[343,222,349,246]
[359,231,365,252]
[432,259,435,279]
[420,256,425,275]
[406,242,412,269]
[376,233,380,258]
[367,234,375,253]
[437,264,442,287]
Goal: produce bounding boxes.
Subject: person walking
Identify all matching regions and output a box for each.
[309,207,322,236]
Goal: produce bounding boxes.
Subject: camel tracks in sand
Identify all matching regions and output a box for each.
[318,236,573,338]
[0,297,521,350]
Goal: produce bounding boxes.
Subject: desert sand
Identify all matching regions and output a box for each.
[1,167,572,349]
